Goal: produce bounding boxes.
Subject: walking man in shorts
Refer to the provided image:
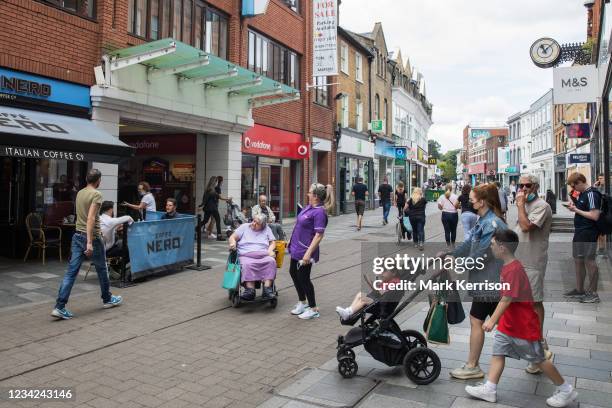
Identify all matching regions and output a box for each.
[351,177,368,231]
[565,172,601,303]
[514,174,553,373]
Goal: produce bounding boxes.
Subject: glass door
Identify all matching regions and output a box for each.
[0,158,23,257]
[258,165,271,200]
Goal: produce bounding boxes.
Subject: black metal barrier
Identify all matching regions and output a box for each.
[187,214,211,271]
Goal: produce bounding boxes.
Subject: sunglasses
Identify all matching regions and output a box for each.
[518,183,533,189]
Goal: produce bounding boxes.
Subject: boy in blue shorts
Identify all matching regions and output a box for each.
[465,229,577,407]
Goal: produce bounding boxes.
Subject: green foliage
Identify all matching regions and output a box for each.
[428,140,442,159]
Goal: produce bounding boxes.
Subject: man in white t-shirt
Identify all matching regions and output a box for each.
[514,174,553,374]
[100,201,134,257]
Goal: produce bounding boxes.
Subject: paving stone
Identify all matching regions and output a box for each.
[548,330,597,342]
[450,396,515,408]
[554,354,612,371]
[596,316,612,325]
[576,378,612,394]
[357,393,427,408]
[16,292,55,302]
[374,383,455,408]
[569,341,612,352]
[553,313,596,322]
[553,363,611,382]
[547,337,568,347]
[31,273,60,279]
[14,282,43,290]
[596,335,612,345]
[4,271,30,279]
[590,350,612,362]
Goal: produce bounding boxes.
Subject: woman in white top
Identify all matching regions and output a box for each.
[437,184,460,248]
[122,181,156,219]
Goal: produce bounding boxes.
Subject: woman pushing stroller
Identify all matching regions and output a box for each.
[228,213,277,300]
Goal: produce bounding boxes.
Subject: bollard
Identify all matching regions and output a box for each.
[188,214,211,271]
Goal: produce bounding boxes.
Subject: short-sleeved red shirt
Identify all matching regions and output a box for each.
[497,260,541,341]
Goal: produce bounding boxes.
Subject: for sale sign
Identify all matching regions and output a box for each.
[313,0,338,76]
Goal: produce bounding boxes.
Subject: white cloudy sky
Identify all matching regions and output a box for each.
[339,0,588,152]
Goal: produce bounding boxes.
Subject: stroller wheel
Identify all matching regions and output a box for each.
[401,330,427,349]
[338,356,358,379]
[403,347,441,385]
[270,297,278,308]
[336,347,356,362]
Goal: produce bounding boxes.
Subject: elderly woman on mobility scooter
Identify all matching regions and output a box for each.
[228,213,277,301]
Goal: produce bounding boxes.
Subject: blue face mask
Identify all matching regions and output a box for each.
[527,193,537,202]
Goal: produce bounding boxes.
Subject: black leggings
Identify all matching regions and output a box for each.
[289,258,316,308]
[441,212,458,244]
[202,209,222,236]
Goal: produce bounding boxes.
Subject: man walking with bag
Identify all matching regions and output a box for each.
[52,169,123,319]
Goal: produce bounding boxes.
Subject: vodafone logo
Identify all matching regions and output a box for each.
[244,137,271,151]
[297,144,308,156]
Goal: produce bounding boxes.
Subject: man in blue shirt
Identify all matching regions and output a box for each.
[566,172,601,303]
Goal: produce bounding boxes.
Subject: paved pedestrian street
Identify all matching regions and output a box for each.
[0,205,610,408]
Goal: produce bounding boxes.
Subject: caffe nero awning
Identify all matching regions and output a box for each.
[0,106,134,163]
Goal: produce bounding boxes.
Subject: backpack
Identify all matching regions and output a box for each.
[596,191,612,234]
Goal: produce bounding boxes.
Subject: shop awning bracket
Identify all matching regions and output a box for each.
[190,67,239,86]
[238,84,282,99]
[147,55,210,81]
[109,43,177,71]
[226,77,264,94]
[250,93,301,108]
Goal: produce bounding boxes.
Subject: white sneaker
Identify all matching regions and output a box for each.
[336,306,352,320]
[291,302,307,315]
[546,386,578,407]
[209,233,217,239]
[465,383,497,403]
[298,307,320,320]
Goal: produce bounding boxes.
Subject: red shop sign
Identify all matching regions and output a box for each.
[242,124,309,160]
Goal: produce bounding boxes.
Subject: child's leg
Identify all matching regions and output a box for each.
[487,355,505,384]
[349,292,370,312]
[537,360,564,385]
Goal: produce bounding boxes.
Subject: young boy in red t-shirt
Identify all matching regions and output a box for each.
[465,229,578,407]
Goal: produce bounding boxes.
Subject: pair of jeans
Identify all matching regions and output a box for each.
[409,216,425,244]
[289,258,316,308]
[382,201,391,222]
[55,233,111,309]
[441,211,459,244]
[460,211,478,241]
[203,209,222,236]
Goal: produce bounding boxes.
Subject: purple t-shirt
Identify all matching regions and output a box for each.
[289,205,328,262]
[235,223,275,256]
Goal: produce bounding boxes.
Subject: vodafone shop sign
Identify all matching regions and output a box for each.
[242,124,309,160]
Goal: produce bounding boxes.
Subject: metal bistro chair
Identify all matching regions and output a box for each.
[23,212,63,264]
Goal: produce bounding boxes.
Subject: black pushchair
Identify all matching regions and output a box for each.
[224,199,248,238]
[336,271,441,384]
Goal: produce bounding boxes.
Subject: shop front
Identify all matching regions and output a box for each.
[468,163,486,185]
[554,155,567,199]
[0,84,132,258]
[566,151,592,187]
[374,140,397,198]
[241,124,308,220]
[337,130,375,214]
[90,39,300,218]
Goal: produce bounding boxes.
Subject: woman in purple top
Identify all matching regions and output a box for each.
[288,183,334,320]
[229,213,277,300]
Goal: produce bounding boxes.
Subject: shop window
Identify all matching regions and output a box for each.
[40,0,96,19]
[248,30,300,88]
[314,76,328,106]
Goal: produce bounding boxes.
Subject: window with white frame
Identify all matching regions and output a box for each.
[355,53,363,82]
[341,43,349,74]
[356,100,363,132]
[341,95,349,128]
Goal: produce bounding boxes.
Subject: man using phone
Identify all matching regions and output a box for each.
[566,172,601,303]
[52,169,123,320]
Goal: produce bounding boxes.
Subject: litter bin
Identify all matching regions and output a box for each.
[425,189,444,202]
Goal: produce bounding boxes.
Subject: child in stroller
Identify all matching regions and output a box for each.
[224,199,248,238]
[335,269,402,320]
[335,268,441,384]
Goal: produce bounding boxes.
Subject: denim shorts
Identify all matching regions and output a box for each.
[493,331,545,363]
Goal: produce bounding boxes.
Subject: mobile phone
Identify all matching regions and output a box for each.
[562,202,570,207]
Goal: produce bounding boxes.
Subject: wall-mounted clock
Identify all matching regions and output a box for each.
[530,38,562,68]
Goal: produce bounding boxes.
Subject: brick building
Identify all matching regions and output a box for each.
[0,0,335,258]
[463,124,508,185]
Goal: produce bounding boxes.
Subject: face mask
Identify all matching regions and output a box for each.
[527,193,537,202]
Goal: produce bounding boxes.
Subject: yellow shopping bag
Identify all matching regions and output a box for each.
[275,241,287,268]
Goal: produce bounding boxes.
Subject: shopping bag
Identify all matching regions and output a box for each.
[275,241,287,268]
[402,216,413,233]
[222,257,241,290]
[425,302,450,345]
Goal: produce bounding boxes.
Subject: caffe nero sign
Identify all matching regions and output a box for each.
[0,68,91,110]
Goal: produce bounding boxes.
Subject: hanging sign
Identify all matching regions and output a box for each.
[313,0,338,76]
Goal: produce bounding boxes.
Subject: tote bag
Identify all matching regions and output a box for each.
[222,257,241,290]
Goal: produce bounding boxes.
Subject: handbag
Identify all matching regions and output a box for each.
[222,256,241,290]
[402,216,413,233]
[275,241,287,268]
[424,298,450,344]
